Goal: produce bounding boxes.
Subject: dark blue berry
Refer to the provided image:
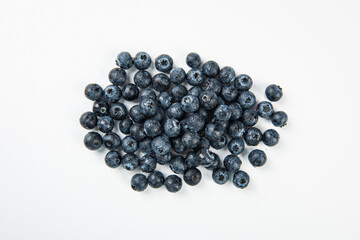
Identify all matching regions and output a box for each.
[244,127,262,146]
[131,173,148,192]
[212,168,229,185]
[203,78,222,94]
[129,123,146,141]
[171,137,186,154]
[108,68,127,86]
[134,70,152,88]
[198,108,209,121]
[205,122,225,141]
[186,113,205,132]
[184,168,202,186]
[103,132,121,150]
[170,155,187,174]
[148,171,165,188]
[164,175,182,193]
[224,154,242,172]
[188,86,203,97]
[151,135,171,155]
[122,83,139,101]
[205,153,222,170]
[187,69,204,86]
[182,131,200,148]
[181,95,199,113]
[155,54,173,73]
[262,129,280,146]
[163,118,181,137]
[186,52,201,68]
[80,111,97,129]
[202,60,219,77]
[233,170,250,189]
[105,150,121,168]
[228,138,245,155]
[140,154,157,173]
[210,135,227,149]
[121,136,138,153]
[241,109,258,127]
[144,119,162,137]
[199,90,218,110]
[103,85,121,103]
[170,68,186,84]
[133,52,151,70]
[116,52,133,69]
[197,148,216,167]
[185,151,200,168]
[151,108,165,123]
[234,74,252,91]
[229,102,242,121]
[171,85,188,102]
[221,85,238,102]
[109,103,127,120]
[248,149,267,167]
[122,153,140,171]
[227,121,246,138]
[271,111,288,127]
[97,116,114,133]
[129,105,146,123]
[84,131,103,150]
[214,104,232,121]
[119,118,133,134]
[155,152,171,165]
[238,91,256,109]
[197,137,210,150]
[85,83,103,101]
[265,84,283,102]
[139,88,156,101]
[167,103,185,120]
[139,97,158,116]
[139,138,154,154]
[157,92,172,109]
[152,73,170,92]
[219,66,235,84]
[257,101,274,119]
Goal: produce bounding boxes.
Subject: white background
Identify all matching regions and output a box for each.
[1,0,359,239]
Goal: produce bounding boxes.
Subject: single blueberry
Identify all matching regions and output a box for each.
[234,74,253,91]
[152,73,170,92]
[104,85,121,103]
[148,171,165,188]
[196,148,216,167]
[109,102,127,120]
[181,95,200,113]
[129,105,146,123]
[84,131,103,150]
[188,86,203,97]
[140,154,157,173]
[199,90,218,110]
[228,138,245,155]
[171,85,188,102]
[108,68,127,86]
[271,111,288,127]
[151,135,171,156]
[184,168,202,186]
[155,54,173,73]
[157,92,172,109]
[219,66,236,84]
[143,119,162,137]
[116,52,133,69]
[164,175,182,193]
[155,152,172,165]
[122,153,140,171]
[167,103,185,120]
[182,131,201,148]
[233,170,250,189]
[129,123,146,141]
[248,149,267,167]
[85,83,103,101]
[212,168,230,185]
[205,122,225,141]
[139,138,154,154]
[105,150,121,168]
[97,116,114,133]
[221,85,238,102]
[119,118,133,134]
[186,52,201,68]
[133,52,151,70]
[187,68,204,86]
[169,155,187,174]
[131,173,148,192]
[229,102,243,121]
[202,60,220,77]
[163,118,181,137]
[186,113,205,132]
[185,151,200,168]
[262,129,280,146]
[134,70,152,89]
[214,104,232,121]
[265,84,283,102]
[171,137,187,154]
[224,154,242,172]
[121,136,138,153]
[139,97,158,116]
[241,109,259,127]
[203,78,222,95]
[139,88,156,101]
[238,91,256,109]
[170,67,186,84]
[256,101,274,119]
[80,111,97,130]
[103,132,121,150]
[244,127,262,146]
[227,121,246,138]
[209,135,227,149]
[122,83,139,101]
[205,153,222,170]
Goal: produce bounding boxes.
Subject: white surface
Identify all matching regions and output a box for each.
[1,0,360,239]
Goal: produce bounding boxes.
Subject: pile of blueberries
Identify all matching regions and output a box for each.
[80,51,288,193]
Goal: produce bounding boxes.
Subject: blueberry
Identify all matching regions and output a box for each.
[171,137,186,154]
[129,105,146,123]
[199,90,218,110]
[182,131,200,148]
[205,153,222,170]
[205,122,225,141]
[180,119,190,133]
[121,136,138,153]
[244,127,262,146]
[248,149,267,167]
[155,54,173,73]
[139,97,158,116]
[170,155,187,174]
[197,148,216,167]
[84,131,103,150]
[186,113,205,132]
[148,171,165,188]
[131,173,148,192]
[139,138,154,154]
[185,151,200,168]
[80,111,97,130]
[133,52,151,70]
[92,100,109,117]
[122,153,140,171]
[163,118,181,137]
[155,152,171,165]
[170,85,187,102]
[209,135,227,149]
[157,92,172,109]
[203,78,222,94]
[184,168,202,186]
[152,73,170,92]
[228,137,245,154]
[212,168,230,185]
[167,103,185,120]
[140,154,157,173]
[217,96,225,106]
[219,66,236,84]
[202,60,219,77]
[241,109,258,127]
[227,121,246,138]
[256,101,274,119]
[238,91,256,109]
[122,83,139,101]
[214,104,232,121]
[221,85,238,102]
[103,85,121,103]
[119,118,133,134]
[188,86,202,97]
[265,84,283,102]
[150,108,165,123]
[186,52,201,68]
[224,154,242,172]
[164,175,182,193]
[198,108,209,121]
[109,103,127,120]
[196,137,210,150]
[181,95,199,113]
[97,116,114,133]
[129,123,146,141]
[139,88,156,101]
[103,132,121,150]
[105,150,121,168]
[151,135,171,155]
[108,68,127,86]
[262,129,280,146]
[116,52,133,69]
[170,68,186,84]
[134,70,152,88]
[271,111,288,127]
[234,74,253,91]
[144,119,162,137]
[85,83,103,101]
[229,102,242,121]
[187,68,204,86]
[233,170,250,189]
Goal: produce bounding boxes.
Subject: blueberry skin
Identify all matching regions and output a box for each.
[171,85,188,102]
[80,111,97,130]
[202,60,220,77]
[167,103,185,120]
[196,137,210,150]
[105,150,121,168]
[144,119,162,137]
[184,168,202,186]
[199,90,218,110]
[148,171,165,188]
[205,153,222,170]
[244,127,262,146]
[185,151,200,168]
[229,102,242,121]
[248,149,267,167]
[116,52,133,69]
[170,155,187,174]
[151,135,171,155]
[108,68,127,86]
[129,123,146,141]
[139,97,158,116]
[129,105,146,123]
[214,104,232,121]
[203,78,222,95]
[171,137,187,154]
[209,135,228,149]
[152,73,170,92]
[271,111,288,127]
[119,118,133,134]
[122,153,140,171]
[92,100,109,117]
[131,173,148,192]
[170,68,186,84]
[265,84,283,102]
[187,69,204,86]
[103,132,121,150]
[241,109,259,127]
[133,52,151,70]
[188,86,202,97]
[262,129,280,146]
[84,131,103,150]
[97,116,114,133]
[139,138,154,154]
[122,83,139,101]
[212,168,230,185]
[221,85,238,102]
[140,154,157,173]
[163,118,181,137]
[256,101,274,119]
[197,148,216,167]
[186,52,201,68]
[224,154,242,172]
[139,88,156,101]
[181,95,200,113]
[121,136,138,153]
[151,108,165,123]
[182,131,201,148]
[228,138,245,155]
[109,103,127,120]
[227,121,246,139]
[233,170,250,189]
[238,91,256,109]
[134,70,152,89]
[85,83,103,101]
[155,54,173,73]
[155,152,172,165]
[157,92,172,109]
[186,113,205,132]
[104,85,121,103]
[198,108,209,121]
[164,175,182,193]
[234,74,253,91]
[219,66,236,84]
[205,122,226,141]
